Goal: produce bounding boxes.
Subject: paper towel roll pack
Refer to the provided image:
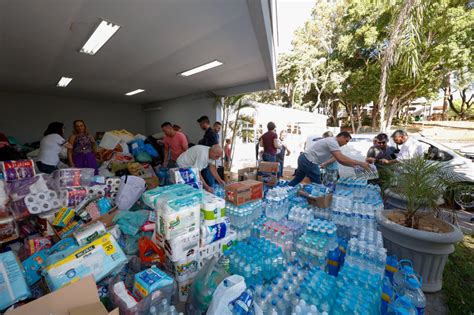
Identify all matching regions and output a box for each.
[24,190,62,214]
[73,221,107,246]
[60,187,88,207]
[0,159,36,183]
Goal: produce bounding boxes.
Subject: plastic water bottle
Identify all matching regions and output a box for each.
[398,277,426,315]
[229,288,255,314]
[390,296,417,315]
[393,259,416,292]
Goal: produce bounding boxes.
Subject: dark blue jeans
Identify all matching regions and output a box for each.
[201,166,215,187]
[262,152,277,162]
[289,154,321,186]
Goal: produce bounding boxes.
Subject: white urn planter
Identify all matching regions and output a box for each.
[377,210,464,292]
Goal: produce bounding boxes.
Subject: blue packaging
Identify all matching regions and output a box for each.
[0,251,31,310]
[132,266,174,300]
[22,249,49,285]
[168,168,200,184]
[43,233,127,291]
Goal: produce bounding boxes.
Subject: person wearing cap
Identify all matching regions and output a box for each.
[289,131,371,186]
[391,130,426,160]
[366,133,397,168]
[177,144,225,192]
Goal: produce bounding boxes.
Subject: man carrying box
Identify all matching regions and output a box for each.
[177,144,225,193]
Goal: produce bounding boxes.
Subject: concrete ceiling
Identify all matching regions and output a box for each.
[0,0,276,105]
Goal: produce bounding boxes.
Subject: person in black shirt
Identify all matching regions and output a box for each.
[197,116,219,187]
[366,133,397,168]
[197,116,218,147]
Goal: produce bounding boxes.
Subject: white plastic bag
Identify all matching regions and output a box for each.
[207,275,246,315]
[115,175,146,211]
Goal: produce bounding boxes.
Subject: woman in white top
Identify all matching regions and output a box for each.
[37,122,72,174]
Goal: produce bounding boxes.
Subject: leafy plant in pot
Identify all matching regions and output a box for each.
[376,156,465,292]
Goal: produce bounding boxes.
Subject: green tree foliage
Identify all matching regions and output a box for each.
[247,0,473,130]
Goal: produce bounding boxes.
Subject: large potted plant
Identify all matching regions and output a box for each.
[376,156,464,292]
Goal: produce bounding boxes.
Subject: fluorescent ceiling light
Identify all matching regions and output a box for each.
[80,20,120,55]
[125,89,145,96]
[57,77,73,87]
[179,60,223,77]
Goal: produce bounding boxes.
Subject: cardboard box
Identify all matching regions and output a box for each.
[257,174,278,187]
[225,180,263,206]
[258,161,279,173]
[9,276,118,315]
[298,190,333,208]
[237,167,258,181]
[258,161,279,187]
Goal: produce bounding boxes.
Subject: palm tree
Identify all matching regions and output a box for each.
[219,95,255,171]
[376,0,424,131]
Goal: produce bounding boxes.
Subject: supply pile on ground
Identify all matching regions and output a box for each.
[0,159,426,315]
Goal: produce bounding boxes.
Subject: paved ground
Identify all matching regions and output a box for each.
[426,291,449,314]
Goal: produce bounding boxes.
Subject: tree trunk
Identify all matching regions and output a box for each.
[377,0,417,131]
[331,102,339,127]
[229,107,241,171]
[344,103,356,134]
[371,102,378,129]
[385,99,399,131]
[355,105,363,133]
[442,75,451,120]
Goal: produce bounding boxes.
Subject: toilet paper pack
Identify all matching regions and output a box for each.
[24,190,62,214]
[201,191,226,224]
[154,230,200,262]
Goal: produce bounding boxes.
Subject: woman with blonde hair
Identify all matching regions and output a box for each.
[68,120,98,174]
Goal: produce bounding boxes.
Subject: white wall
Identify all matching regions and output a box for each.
[144,93,219,144]
[0,92,146,143]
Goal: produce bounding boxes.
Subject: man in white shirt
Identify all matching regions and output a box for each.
[391,130,426,160]
[289,131,370,186]
[177,144,225,192]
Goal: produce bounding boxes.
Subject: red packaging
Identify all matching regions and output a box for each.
[139,236,165,266]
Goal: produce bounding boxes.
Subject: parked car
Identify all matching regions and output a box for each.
[304,133,474,181]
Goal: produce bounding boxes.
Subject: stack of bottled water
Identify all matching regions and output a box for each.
[298,269,337,314]
[288,206,314,225]
[258,219,299,251]
[330,187,382,240]
[333,264,383,315]
[265,186,298,221]
[313,206,332,220]
[213,184,225,199]
[354,164,379,180]
[253,262,308,314]
[227,200,264,240]
[226,237,285,287]
[294,219,338,269]
[345,237,387,276]
[308,183,332,198]
[336,178,382,202]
